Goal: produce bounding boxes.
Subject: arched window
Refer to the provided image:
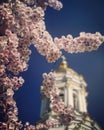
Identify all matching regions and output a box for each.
[73,90,79,111]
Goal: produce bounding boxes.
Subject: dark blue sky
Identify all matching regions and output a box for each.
[15,0,104,129]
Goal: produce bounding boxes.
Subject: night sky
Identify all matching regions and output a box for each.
[15,0,104,129]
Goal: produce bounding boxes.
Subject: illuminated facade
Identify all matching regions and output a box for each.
[40,56,102,130]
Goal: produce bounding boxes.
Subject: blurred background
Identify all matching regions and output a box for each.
[14,0,104,129]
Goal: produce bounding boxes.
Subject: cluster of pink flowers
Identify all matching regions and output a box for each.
[1,0,104,66]
[0,0,63,129]
[24,122,36,130]
[45,0,63,10]
[35,31,62,62]
[0,76,23,129]
[42,72,59,97]
[45,118,59,128]
[24,118,58,130]
[22,0,63,10]
[11,0,62,63]
[42,72,75,126]
[54,32,104,53]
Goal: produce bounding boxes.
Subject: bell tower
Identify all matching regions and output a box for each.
[53,56,88,113]
[40,56,102,130]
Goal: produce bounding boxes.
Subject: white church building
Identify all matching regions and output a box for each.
[40,56,102,130]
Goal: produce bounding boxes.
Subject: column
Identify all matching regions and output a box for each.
[67,87,73,107]
[78,91,84,112]
[83,94,87,112]
[80,90,87,113]
[64,87,67,106]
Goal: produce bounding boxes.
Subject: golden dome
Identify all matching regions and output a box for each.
[59,56,69,69]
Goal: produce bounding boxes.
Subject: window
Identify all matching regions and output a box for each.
[40,97,50,116]
[59,93,64,101]
[73,90,79,111]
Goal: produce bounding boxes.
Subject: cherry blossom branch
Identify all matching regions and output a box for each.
[0,76,24,129]
[24,72,75,130]
[0,0,104,129]
[54,32,104,53]
[42,72,75,125]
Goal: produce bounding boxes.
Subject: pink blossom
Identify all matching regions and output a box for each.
[46,0,63,10]
[0,65,5,76]
[54,32,104,54]
[46,118,58,127]
[42,72,75,125]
